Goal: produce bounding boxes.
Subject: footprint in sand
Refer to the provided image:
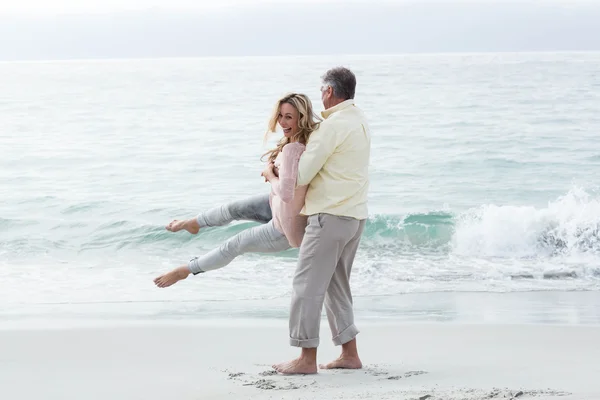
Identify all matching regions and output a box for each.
[259,370,278,377]
[242,379,277,390]
[372,369,428,381]
[227,368,316,391]
[404,370,428,378]
[242,378,313,391]
[363,364,391,377]
[414,387,572,400]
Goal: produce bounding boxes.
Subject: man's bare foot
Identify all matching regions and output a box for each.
[272,358,318,375]
[319,356,363,370]
[154,266,190,288]
[165,218,200,234]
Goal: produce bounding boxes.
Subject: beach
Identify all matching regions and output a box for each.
[1,54,599,399]
[2,292,599,400]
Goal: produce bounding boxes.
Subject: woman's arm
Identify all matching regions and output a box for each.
[264,143,305,203]
[277,143,305,203]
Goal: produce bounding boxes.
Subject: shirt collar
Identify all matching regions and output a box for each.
[321,99,355,119]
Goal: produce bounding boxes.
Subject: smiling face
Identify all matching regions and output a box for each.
[263,93,321,164]
[278,102,299,138]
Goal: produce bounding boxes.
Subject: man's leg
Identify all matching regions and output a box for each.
[166,193,272,234]
[320,219,366,369]
[154,220,290,287]
[273,214,360,374]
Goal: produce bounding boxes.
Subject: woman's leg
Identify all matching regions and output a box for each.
[166,193,272,234]
[154,220,290,287]
[197,193,273,228]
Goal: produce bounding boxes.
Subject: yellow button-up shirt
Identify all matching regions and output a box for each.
[297,99,371,219]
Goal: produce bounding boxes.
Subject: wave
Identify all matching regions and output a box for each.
[108,187,600,258]
[451,186,600,258]
[363,212,454,246]
[3,188,600,262]
[366,187,600,258]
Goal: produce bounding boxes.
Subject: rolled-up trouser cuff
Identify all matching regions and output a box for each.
[187,258,205,275]
[332,324,359,346]
[289,337,320,348]
[196,214,208,228]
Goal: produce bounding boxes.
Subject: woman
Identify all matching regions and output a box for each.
[154,93,321,288]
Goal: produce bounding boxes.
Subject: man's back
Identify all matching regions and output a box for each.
[296,99,371,219]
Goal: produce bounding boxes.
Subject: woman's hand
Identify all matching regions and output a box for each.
[261,162,276,183]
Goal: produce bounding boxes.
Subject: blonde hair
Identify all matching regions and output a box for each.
[262,93,321,164]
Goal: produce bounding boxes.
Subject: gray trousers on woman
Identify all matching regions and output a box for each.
[187,193,292,275]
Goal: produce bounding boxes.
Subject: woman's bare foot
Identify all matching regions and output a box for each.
[154,266,190,288]
[272,358,318,375]
[165,218,200,234]
[319,356,362,370]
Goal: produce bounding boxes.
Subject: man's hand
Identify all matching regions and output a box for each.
[261,162,277,183]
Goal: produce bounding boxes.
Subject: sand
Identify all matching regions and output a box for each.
[1,319,598,400]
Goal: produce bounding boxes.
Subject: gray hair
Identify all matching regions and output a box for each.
[321,67,356,100]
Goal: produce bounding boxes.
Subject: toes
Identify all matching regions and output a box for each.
[273,363,288,373]
[273,360,317,375]
[317,359,361,370]
[318,360,342,370]
[154,276,172,288]
[166,220,178,230]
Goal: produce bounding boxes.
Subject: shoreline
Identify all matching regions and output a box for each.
[3,290,600,328]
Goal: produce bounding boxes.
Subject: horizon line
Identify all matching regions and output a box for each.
[2,50,600,64]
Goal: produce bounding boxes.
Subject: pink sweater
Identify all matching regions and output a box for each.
[268,142,308,248]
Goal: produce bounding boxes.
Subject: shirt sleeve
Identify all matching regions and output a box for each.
[296,122,338,186]
[278,142,305,203]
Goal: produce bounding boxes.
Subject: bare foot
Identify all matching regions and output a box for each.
[272,358,318,375]
[166,218,200,234]
[154,266,190,288]
[319,356,363,370]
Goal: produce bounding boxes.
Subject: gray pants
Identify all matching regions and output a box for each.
[289,213,366,348]
[188,193,292,274]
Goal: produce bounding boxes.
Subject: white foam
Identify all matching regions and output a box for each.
[451,186,600,259]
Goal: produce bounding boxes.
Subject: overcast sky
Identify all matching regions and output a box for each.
[1,1,600,60]
[0,0,348,15]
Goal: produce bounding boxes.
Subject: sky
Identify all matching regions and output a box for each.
[0,0,215,15]
[0,0,346,15]
[0,0,595,15]
[1,0,600,60]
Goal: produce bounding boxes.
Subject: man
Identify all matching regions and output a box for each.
[273,67,371,374]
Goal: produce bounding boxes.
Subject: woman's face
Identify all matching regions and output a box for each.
[278,102,299,138]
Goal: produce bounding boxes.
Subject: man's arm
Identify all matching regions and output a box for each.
[296,123,337,186]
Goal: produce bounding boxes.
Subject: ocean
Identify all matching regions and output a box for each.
[1,52,600,323]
